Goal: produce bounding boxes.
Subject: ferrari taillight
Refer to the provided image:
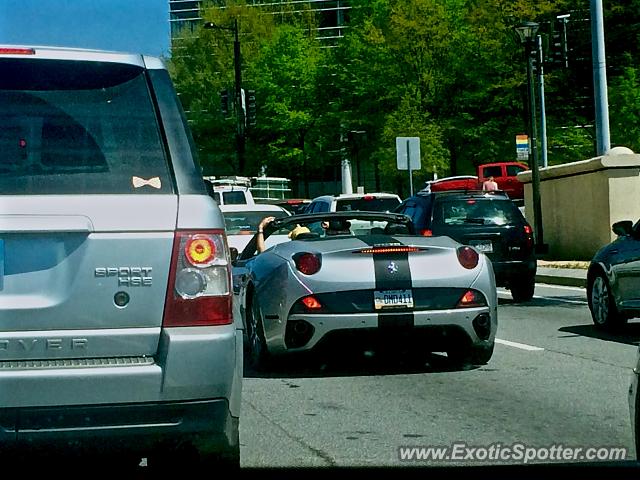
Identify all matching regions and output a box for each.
[163,230,232,327]
[457,246,479,269]
[301,296,323,310]
[456,289,486,308]
[294,253,321,275]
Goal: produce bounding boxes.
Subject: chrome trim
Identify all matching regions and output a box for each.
[0,356,154,370]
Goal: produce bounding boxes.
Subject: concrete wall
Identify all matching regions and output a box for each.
[519,153,640,260]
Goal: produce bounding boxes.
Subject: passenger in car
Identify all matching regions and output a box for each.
[482,176,498,191]
[321,219,352,236]
[256,216,310,253]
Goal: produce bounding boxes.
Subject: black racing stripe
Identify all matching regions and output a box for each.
[356,235,415,328]
[379,312,414,329]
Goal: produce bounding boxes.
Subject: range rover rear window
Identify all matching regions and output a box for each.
[0,59,172,194]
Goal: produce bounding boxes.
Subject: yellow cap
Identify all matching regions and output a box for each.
[288,224,311,239]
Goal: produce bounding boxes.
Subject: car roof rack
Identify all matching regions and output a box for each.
[418,189,510,198]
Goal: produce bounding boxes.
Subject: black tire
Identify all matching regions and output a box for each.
[247,295,271,371]
[589,273,626,330]
[148,441,239,471]
[202,442,240,471]
[510,275,535,302]
[447,342,494,367]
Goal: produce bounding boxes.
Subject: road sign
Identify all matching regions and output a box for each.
[396,137,421,170]
[396,137,421,196]
[516,134,529,161]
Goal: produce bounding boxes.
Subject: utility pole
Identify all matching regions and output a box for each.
[204,19,245,173]
[591,0,611,155]
[536,34,548,169]
[515,21,547,254]
[233,18,245,173]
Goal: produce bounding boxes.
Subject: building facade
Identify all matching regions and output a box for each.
[170,0,350,45]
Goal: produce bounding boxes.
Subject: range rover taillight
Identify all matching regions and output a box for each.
[163,230,232,327]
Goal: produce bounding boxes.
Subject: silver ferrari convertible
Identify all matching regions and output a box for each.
[231,211,497,370]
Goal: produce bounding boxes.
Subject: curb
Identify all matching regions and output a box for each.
[535,273,587,288]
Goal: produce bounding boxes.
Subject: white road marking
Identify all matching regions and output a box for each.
[495,338,545,351]
[533,295,588,305]
[497,288,588,305]
[535,284,586,292]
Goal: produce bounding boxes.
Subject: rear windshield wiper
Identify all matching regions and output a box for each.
[463,218,487,224]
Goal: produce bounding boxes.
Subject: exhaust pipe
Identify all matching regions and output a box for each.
[285,320,315,348]
[472,313,491,340]
[293,321,309,335]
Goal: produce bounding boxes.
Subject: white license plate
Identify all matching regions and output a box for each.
[374,289,414,310]
[470,240,493,253]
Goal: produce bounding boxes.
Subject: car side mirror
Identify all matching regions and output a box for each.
[612,220,633,237]
[229,247,239,264]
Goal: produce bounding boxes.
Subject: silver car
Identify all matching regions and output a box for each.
[232,211,497,370]
[0,46,241,467]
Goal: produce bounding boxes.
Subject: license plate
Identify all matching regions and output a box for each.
[374,289,414,310]
[470,240,493,253]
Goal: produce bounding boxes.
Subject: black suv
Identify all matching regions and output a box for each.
[395,190,536,302]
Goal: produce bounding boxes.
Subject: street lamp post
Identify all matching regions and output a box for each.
[515,21,547,254]
[204,19,245,174]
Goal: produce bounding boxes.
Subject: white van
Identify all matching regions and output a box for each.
[204,178,255,206]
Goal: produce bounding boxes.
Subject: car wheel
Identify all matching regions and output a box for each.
[248,295,271,370]
[510,275,535,302]
[589,273,626,330]
[447,342,494,367]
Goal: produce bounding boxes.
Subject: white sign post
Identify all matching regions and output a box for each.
[396,137,421,196]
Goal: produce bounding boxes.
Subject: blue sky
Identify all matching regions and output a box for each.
[0,0,171,58]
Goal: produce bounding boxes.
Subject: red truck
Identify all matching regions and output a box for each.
[425,162,529,201]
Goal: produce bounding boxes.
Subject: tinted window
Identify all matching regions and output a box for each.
[222,191,248,205]
[432,198,524,226]
[397,199,430,228]
[336,197,400,212]
[223,210,289,235]
[481,166,502,178]
[0,59,172,195]
[506,164,527,176]
[315,201,330,213]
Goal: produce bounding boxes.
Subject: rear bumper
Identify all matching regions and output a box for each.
[269,306,496,354]
[0,399,238,456]
[0,325,243,416]
[491,259,536,286]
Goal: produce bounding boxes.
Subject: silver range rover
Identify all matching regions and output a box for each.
[0,46,241,468]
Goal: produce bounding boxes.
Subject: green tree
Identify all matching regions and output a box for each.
[168,1,277,175]
[245,24,327,183]
[609,62,640,152]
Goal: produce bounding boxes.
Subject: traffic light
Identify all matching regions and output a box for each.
[549,15,570,68]
[220,89,230,118]
[246,89,257,128]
